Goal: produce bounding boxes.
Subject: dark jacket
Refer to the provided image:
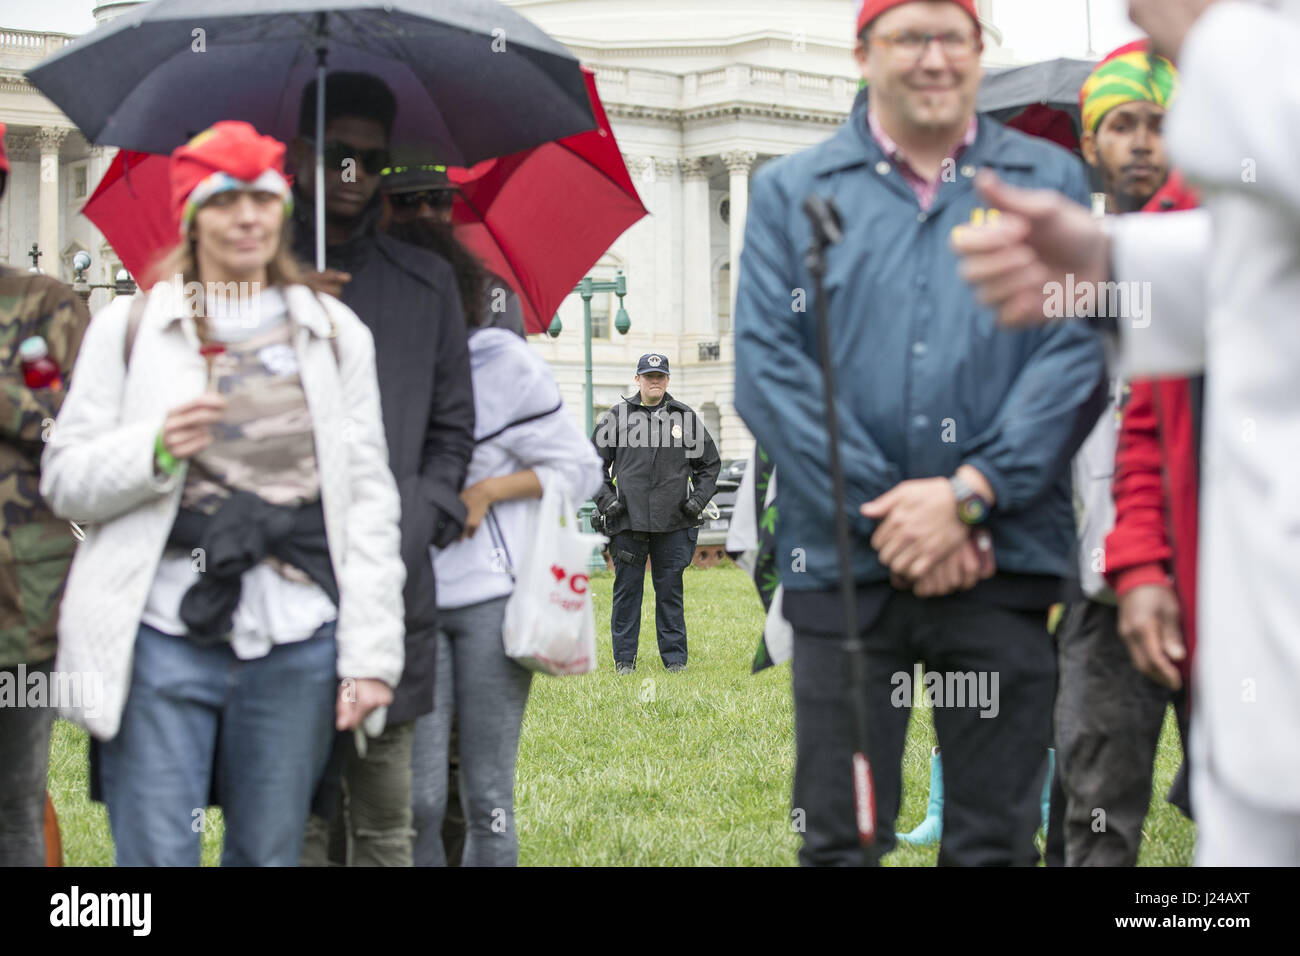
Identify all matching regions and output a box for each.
[734,103,1107,592]
[591,392,721,535]
[292,191,474,724]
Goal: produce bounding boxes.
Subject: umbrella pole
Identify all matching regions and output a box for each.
[314,37,328,273]
[802,194,876,861]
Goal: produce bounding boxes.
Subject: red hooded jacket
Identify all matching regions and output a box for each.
[1103,172,1201,675]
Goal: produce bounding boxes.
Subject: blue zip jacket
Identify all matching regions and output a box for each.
[735,103,1107,593]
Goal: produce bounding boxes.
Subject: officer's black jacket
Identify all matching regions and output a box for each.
[591,392,721,535]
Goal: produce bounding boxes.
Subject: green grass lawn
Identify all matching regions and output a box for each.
[46,563,1194,866]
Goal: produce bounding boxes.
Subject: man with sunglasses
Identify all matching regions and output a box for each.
[734,0,1106,865]
[289,71,475,867]
[381,165,526,339]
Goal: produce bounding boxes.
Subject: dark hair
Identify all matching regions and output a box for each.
[298,72,397,140]
[385,218,485,330]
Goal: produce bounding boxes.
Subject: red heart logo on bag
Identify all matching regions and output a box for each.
[550,564,567,582]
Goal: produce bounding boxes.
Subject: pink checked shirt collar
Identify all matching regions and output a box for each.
[867,110,978,211]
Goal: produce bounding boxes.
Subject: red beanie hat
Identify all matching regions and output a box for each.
[0,122,10,177]
[170,120,291,235]
[855,0,981,37]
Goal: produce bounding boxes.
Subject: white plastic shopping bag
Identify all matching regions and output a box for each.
[501,483,606,675]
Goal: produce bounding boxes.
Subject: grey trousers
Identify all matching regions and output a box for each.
[411,596,532,867]
[1055,598,1188,866]
[300,719,416,867]
[0,661,55,866]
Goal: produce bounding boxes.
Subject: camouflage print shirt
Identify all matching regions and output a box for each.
[0,266,91,667]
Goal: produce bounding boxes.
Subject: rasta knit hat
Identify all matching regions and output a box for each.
[171,120,293,236]
[855,0,981,37]
[1079,40,1179,134]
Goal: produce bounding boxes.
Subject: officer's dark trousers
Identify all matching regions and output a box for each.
[609,528,697,667]
[792,590,1056,866]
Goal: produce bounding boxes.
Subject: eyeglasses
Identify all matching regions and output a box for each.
[205,189,283,208]
[871,30,979,63]
[304,138,392,176]
[388,188,455,211]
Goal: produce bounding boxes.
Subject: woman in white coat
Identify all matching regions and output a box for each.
[40,121,405,866]
[409,320,603,867]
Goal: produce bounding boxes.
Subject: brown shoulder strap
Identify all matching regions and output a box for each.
[122,293,148,368]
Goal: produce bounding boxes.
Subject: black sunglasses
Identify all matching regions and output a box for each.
[307,139,391,176]
[389,189,455,211]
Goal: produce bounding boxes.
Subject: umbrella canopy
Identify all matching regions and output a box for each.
[978,57,1097,148]
[27,0,595,166]
[85,69,647,332]
[29,0,598,270]
[81,148,178,282]
[443,68,647,333]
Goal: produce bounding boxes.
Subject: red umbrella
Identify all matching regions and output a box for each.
[445,68,647,333]
[83,69,646,330]
[81,147,176,284]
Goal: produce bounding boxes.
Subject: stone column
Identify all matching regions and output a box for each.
[722,151,757,310]
[36,127,69,277]
[680,157,713,337]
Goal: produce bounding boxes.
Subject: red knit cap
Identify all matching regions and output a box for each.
[0,123,10,177]
[855,0,981,37]
[170,120,291,234]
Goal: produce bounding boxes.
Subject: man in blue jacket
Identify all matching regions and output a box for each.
[734,0,1106,865]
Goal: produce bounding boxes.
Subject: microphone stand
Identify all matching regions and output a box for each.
[802,194,876,857]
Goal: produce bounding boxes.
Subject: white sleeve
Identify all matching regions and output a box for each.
[325,299,405,690]
[39,293,183,523]
[1108,209,1212,378]
[1168,2,1300,222]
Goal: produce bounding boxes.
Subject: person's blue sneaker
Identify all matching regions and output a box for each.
[666,663,686,673]
[897,746,943,846]
[615,662,635,675]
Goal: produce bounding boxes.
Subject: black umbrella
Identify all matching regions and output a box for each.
[27,0,595,269]
[978,57,1096,140]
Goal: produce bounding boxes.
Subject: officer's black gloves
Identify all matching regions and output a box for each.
[681,496,704,519]
[603,499,626,521]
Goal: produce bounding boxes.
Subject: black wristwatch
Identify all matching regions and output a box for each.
[950,473,991,526]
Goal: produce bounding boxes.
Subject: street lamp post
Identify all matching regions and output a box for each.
[70,250,137,304]
[548,270,631,568]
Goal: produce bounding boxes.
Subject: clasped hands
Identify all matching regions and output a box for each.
[861,476,996,597]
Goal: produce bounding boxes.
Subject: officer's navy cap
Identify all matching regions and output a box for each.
[636,353,670,375]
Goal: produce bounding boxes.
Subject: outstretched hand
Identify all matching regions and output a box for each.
[951,171,1111,327]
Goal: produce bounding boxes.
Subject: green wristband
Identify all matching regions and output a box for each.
[154,430,179,476]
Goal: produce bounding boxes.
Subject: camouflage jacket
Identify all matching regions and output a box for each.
[0,266,90,666]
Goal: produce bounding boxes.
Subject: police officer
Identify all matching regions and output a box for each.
[592,354,720,674]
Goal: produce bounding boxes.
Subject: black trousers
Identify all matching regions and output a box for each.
[609,528,697,667]
[1054,599,1190,866]
[792,590,1056,866]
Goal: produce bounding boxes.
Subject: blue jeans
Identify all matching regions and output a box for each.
[100,622,338,866]
[609,528,696,666]
[411,596,532,867]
